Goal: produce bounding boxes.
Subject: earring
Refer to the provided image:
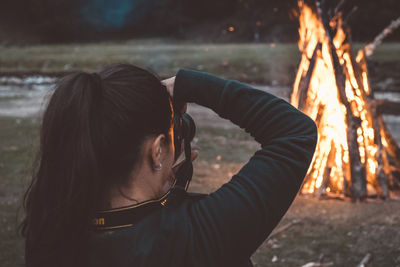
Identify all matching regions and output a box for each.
[153,163,162,171]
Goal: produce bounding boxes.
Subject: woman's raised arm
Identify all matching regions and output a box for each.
[173,69,318,266]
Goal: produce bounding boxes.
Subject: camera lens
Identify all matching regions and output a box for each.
[182,113,196,142]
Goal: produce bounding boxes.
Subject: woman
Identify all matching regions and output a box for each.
[21,64,317,267]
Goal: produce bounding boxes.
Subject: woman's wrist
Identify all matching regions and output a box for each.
[161,76,175,97]
[173,69,227,111]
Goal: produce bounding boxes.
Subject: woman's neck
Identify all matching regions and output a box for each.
[107,168,170,209]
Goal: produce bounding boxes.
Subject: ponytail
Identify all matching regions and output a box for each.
[21,64,172,266]
[22,72,104,266]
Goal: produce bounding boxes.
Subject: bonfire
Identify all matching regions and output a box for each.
[291,0,400,200]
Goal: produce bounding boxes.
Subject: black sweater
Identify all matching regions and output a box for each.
[88,69,318,267]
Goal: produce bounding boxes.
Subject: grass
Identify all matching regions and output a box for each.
[1,40,400,85]
[0,96,24,103]
[195,126,258,163]
[0,117,38,266]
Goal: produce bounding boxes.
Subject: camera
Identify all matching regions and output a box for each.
[171,99,196,191]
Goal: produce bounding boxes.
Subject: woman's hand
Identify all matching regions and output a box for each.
[162,77,198,173]
[162,76,187,113]
[172,143,199,175]
[161,77,176,97]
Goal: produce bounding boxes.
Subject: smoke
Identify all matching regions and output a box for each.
[80,0,149,30]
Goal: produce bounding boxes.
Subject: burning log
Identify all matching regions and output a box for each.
[317,140,336,197]
[298,42,322,111]
[369,101,389,198]
[291,0,400,200]
[364,17,400,58]
[319,0,368,200]
[379,117,400,164]
[360,17,400,193]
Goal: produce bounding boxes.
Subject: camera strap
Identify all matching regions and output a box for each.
[92,190,207,231]
[92,133,196,230]
[173,115,194,191]
[92,192,170,231]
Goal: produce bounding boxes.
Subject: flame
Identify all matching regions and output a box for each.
[292,1,381,195]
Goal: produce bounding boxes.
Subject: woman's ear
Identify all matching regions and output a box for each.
[151,134,166,166]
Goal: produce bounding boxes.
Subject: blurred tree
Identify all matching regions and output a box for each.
[25,0,85,42]
[348,0,400,41]
[230,0,298,42]
[0,0,399,43]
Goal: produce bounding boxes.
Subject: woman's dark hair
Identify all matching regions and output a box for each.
[20,64,173,267]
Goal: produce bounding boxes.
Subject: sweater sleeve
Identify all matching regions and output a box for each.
[173,69,318,265]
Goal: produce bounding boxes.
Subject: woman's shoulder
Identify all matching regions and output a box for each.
[88,192,208,267]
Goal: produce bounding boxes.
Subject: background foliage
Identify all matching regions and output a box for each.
[1,0,400,44]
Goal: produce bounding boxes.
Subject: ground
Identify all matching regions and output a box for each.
[0,41,400,266]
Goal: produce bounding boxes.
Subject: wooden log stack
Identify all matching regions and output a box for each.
[292,0,400,200]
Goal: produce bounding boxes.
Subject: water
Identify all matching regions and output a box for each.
[0,75,56,117]
[0,75,399,143]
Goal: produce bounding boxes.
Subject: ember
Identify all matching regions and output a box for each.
[291,0,400,200]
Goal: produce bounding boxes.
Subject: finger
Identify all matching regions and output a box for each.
[181,103,188,114]
[161,77,175,97]
[161,76,175,85]
[191,143,199,151]
[171,149,199,174]
[191,150,199,162]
